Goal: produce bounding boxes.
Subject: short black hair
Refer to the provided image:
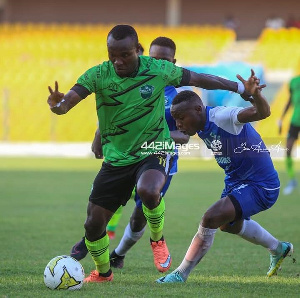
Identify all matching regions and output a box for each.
[172,90,199,105]
[150,37,176,54]
[108,25,139,46]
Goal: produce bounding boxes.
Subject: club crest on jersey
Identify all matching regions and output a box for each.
[108,82,118,92]
[140,85,154,99]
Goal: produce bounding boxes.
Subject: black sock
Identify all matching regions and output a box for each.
[110,250,125,259]
[150,236,164,243]
[99,269,112,277]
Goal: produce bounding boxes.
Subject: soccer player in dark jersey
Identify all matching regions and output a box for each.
[278,74,300,195]
[47,24,257,283]
[157,74,293,283]
[70,37,190,271]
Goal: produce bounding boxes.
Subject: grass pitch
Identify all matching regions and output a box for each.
[0,157,299,297]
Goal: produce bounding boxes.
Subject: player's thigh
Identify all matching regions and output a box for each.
[161,174,173,197]
[136,154,173,193]
[90,162,135,212]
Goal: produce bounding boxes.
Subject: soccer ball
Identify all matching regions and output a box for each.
[44,255,85,290]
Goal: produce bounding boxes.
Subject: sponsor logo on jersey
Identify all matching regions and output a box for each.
[211,139,222,152]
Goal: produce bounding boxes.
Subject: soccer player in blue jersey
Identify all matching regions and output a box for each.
[157,72,293,283]
[70,37,190,272]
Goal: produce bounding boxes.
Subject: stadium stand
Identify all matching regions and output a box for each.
[250,28,300,142]
[249,27,300,70]
[0,24,235,142]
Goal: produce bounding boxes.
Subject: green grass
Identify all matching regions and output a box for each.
[0,157,299,297]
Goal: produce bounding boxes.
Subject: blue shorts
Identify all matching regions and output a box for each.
[134,174,174,210]
[221,182,280,219]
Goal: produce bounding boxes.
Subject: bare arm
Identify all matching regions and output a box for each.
[91,128,103,159]
[189,72,238,92]
[236,70,270,123]
[47,81,82,115]
[187,69,264,101]
[170,130,190,144]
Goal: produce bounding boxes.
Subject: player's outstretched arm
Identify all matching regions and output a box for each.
[188,69,263,99]
[47,81,82,115]
[236,69,270,123]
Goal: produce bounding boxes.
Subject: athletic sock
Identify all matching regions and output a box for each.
[115,223,146,256]
[107,205,123,232]
[286,156,295,179]
[85,234,110,274]
[237,219,280,254]
[142,198,165,241]
[176,225,217,280]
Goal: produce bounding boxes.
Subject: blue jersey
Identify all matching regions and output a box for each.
[197,106,279,189]
[164,86,178,175]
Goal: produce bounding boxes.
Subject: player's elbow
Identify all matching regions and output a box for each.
[260,108,271,120]
[177,135,190,144]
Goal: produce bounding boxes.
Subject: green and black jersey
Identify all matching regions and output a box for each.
[73,56,186,166]
[290,75,300,126]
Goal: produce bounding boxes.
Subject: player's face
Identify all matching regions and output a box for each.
[171,102,203,136]
[107,35,140,77]
[149,45,176,63]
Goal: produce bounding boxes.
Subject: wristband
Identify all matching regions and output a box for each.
[53,99,65,108]
[237,82,245,94]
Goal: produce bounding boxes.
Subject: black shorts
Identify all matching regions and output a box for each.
[288,124,300,139]
[89,154,173,212]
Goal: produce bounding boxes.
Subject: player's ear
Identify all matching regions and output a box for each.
[195,104,203,114]
[137,43,143,55]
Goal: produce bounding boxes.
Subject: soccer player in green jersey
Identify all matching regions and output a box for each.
[47,24,256,283]
[278,74,300,195]
[70,37,190,270]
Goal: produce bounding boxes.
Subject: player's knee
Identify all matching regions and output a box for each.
[219,224,230,233]
[84,216,106,240]
[201,211,219,229]
[136,185,160,209]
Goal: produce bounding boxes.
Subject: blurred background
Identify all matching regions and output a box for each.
[1,0,300,157]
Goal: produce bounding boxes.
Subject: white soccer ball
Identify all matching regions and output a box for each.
[44,255,85,290]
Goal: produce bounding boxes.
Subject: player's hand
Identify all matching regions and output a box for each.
[47,81,65,108]
[91,129,103,159]
[237,69,266,99]
[278,120,282,134]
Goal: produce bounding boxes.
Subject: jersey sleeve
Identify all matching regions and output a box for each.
[76,65,99,94]
[157,60,183,87]
[209,106,244,135]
